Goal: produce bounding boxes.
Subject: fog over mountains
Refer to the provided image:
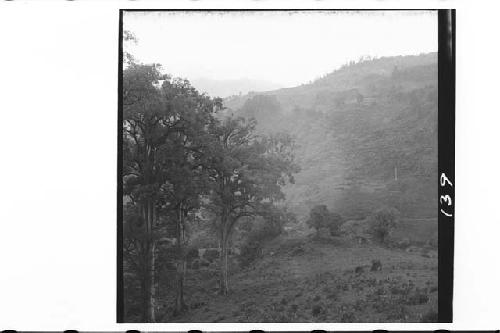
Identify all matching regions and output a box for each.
[191,77,283,98]
[223,53,438,220]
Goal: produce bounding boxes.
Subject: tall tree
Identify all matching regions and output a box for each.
[122,62,220,321]
[206,116,299,295]
[159,119,215,315]
[122,63,165,322]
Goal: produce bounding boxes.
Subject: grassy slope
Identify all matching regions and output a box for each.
[170,234,438,323]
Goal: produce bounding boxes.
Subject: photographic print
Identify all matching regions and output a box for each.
[119,10,453,323]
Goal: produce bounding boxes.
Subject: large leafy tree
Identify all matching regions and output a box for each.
[122,62,220,321]
[159,115,217,315]
[122,62,165,322]
[205,116,299,295]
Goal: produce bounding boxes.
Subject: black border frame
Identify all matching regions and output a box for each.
[117,8,455,324]
[117,9,124,324]
[437,8,456,323]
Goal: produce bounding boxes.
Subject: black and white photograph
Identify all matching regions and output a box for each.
[7,0,500,330]
[119,9,450,323]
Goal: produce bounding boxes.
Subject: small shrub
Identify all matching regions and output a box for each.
[370,259,382,271]
[340,311,355,322]
[368,207,400,243]
[406,291,429,305]
[311,304,323,317]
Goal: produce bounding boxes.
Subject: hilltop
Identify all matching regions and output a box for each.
[223,53,438,220]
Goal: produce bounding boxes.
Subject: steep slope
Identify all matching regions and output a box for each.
[224,53,438,220]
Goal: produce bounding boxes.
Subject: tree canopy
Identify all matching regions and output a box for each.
[122,59,299,317]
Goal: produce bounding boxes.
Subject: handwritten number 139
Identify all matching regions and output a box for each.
[440,173,453,217]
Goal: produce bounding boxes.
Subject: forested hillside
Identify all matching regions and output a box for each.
[122,48,439,323]
[224,53,438,219]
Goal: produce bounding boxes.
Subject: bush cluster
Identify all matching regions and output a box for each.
[368,207,400,243]
[306,205,344,236]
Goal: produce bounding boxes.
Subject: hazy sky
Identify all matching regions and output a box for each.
[124,10,437,88]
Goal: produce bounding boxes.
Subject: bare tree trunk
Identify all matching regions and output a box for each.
[175,260,186,314]
[224,239,229,293]
[139,143,157,322]
[142,199,156,322]
[141,268,147,322]
[175,203,187,315]
[219,226,229,295]
[148,240,156,322]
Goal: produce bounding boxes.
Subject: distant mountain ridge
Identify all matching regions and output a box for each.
[224,53,438,220]
[191,77,282,98]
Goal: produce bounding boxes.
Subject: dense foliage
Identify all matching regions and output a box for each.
[368,207,400,243]
[122,44,298,319]
[306,205,344,236]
